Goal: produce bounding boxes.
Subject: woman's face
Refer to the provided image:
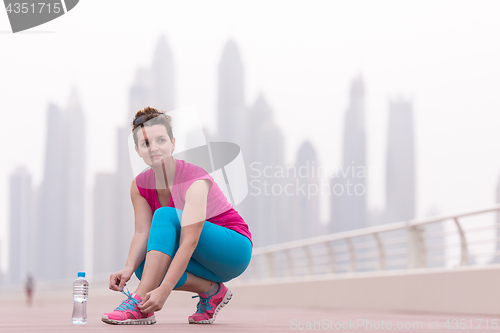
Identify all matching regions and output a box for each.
[135,124,175,166]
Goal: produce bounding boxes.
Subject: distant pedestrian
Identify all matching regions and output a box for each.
[25,273,34,306]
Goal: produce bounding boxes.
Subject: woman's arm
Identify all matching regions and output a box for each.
[109,179,152,291]
[125,178,154,271]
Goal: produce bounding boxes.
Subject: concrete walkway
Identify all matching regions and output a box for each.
[1,288,498,332]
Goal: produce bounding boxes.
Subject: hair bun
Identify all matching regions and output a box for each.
[131,106,167,130]
[133,115,149,127]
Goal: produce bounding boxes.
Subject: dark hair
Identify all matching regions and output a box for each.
[131,106,173,146]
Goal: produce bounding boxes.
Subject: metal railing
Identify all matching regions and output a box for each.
[240,203,500,282]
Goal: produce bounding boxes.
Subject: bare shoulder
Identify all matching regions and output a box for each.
[187,179,211,193]
[130,178,148,203]
[185,179,211,201]
[130,178,139,196]
[130,179,153,232]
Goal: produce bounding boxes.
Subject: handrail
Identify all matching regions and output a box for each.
[243,203,500,282]
[253,204,500,256]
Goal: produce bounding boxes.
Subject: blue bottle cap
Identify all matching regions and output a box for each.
[78,272,85,278]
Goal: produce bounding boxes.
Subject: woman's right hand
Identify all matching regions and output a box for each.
[109,267,134,292]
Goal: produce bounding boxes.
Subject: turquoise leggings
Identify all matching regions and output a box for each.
[134,207,252,289]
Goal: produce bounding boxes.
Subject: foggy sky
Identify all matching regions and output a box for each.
[1,0,500,271]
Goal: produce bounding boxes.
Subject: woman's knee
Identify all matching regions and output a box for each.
[151,207,182,229]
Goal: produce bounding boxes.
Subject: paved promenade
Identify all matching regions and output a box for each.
[0,287,498,332]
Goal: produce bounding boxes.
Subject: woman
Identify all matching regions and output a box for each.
[102,107,252,325]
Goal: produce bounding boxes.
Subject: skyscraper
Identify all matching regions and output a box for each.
[8,166,33,285]
[37,103,68,280]
[294,141,321,239]
[64,88,86,277]
[129,68,152,120]
[330,77,367,232]
[385,97,415,224]
[217,40,254,241]
[328,174,343,234]
[92,172,119,275]
[36,89,86,281]
[150,35,175,112]
[217,40,246,148]
[214,41,292,246]
[241,94,285,246]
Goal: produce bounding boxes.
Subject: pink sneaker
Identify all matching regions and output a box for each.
[102,289,156,325]
[188,282,232,324]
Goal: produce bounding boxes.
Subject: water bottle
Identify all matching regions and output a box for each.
[72,272,89,324]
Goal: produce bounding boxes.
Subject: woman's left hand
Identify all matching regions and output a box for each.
[138,287,171,314]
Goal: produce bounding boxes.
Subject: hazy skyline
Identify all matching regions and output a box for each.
[2,1,500,272]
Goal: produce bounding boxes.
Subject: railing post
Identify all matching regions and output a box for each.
[325,242,336,274]
[454,217,469,265]
[284,249,294,277]
[303,246,314,276]
[345,238,356,272]
[373,233,385,270]
[264,252,275,278]
[408,225,426,268]
[250,257,258,281]
[418,225,428,267]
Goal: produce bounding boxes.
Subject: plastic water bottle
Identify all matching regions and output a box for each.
[72,272,88,324]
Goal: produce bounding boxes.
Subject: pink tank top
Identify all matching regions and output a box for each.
[135,159,252,245]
